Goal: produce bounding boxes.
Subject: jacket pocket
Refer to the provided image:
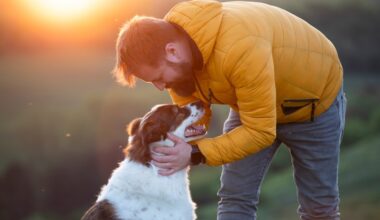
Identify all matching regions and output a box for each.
[281,99,319,121]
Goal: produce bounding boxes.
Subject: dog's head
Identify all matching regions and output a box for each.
[125,101,207,165]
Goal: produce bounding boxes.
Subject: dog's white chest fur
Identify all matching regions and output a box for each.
[96,159,196,220]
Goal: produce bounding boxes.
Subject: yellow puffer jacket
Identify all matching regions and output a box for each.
[164,0,343,166]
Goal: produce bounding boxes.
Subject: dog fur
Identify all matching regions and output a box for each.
[82,101,206,220]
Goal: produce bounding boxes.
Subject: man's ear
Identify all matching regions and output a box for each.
[127,118,142,136]
[165,42,182,63]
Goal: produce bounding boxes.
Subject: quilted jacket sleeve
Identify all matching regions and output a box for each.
[196,37,277,166]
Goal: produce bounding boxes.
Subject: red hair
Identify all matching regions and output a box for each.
[112,16,183,87]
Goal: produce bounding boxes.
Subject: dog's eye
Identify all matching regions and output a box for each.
[177,112,185,119]
[172,106,179,114]
[177,108,190,118]
[179,108,190,115]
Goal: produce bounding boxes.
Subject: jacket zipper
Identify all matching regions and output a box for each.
[192,74,223,105]
[208,89,223,104]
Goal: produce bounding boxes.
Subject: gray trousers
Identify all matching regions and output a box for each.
[217,88,346,220]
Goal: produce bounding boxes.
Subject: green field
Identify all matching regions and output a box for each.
[0,51,379,219]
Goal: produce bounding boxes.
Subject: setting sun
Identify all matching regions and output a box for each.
[25,0,97,21]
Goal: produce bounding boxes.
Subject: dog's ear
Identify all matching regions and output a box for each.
[124,133,151,165]
[124,118,151,165]
[127,118,142,136]
[141,122,169,147]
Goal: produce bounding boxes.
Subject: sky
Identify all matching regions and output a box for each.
[0,0,182,52]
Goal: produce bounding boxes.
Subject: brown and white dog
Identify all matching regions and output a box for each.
[82,101,207,220]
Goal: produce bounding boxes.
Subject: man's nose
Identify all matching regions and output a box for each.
[152,82,166,91]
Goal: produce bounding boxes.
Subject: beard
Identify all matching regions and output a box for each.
[166,61,196,97]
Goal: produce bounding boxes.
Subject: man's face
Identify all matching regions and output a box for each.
[136,60,196,97]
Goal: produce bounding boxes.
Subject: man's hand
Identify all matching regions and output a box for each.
[151,133,192,176]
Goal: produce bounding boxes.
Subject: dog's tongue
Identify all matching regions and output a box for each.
[185,124,206,137]
[192,125,204,130]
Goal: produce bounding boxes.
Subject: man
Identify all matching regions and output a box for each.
[112,0,346,219]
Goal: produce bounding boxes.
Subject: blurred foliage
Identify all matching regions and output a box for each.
[0,0,380,220]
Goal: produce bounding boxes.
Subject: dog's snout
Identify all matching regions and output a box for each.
[190,101,204,110]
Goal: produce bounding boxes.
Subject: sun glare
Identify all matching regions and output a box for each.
[26,0,96,21]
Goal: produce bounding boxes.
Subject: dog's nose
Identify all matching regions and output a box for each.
[190,101,204,110]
